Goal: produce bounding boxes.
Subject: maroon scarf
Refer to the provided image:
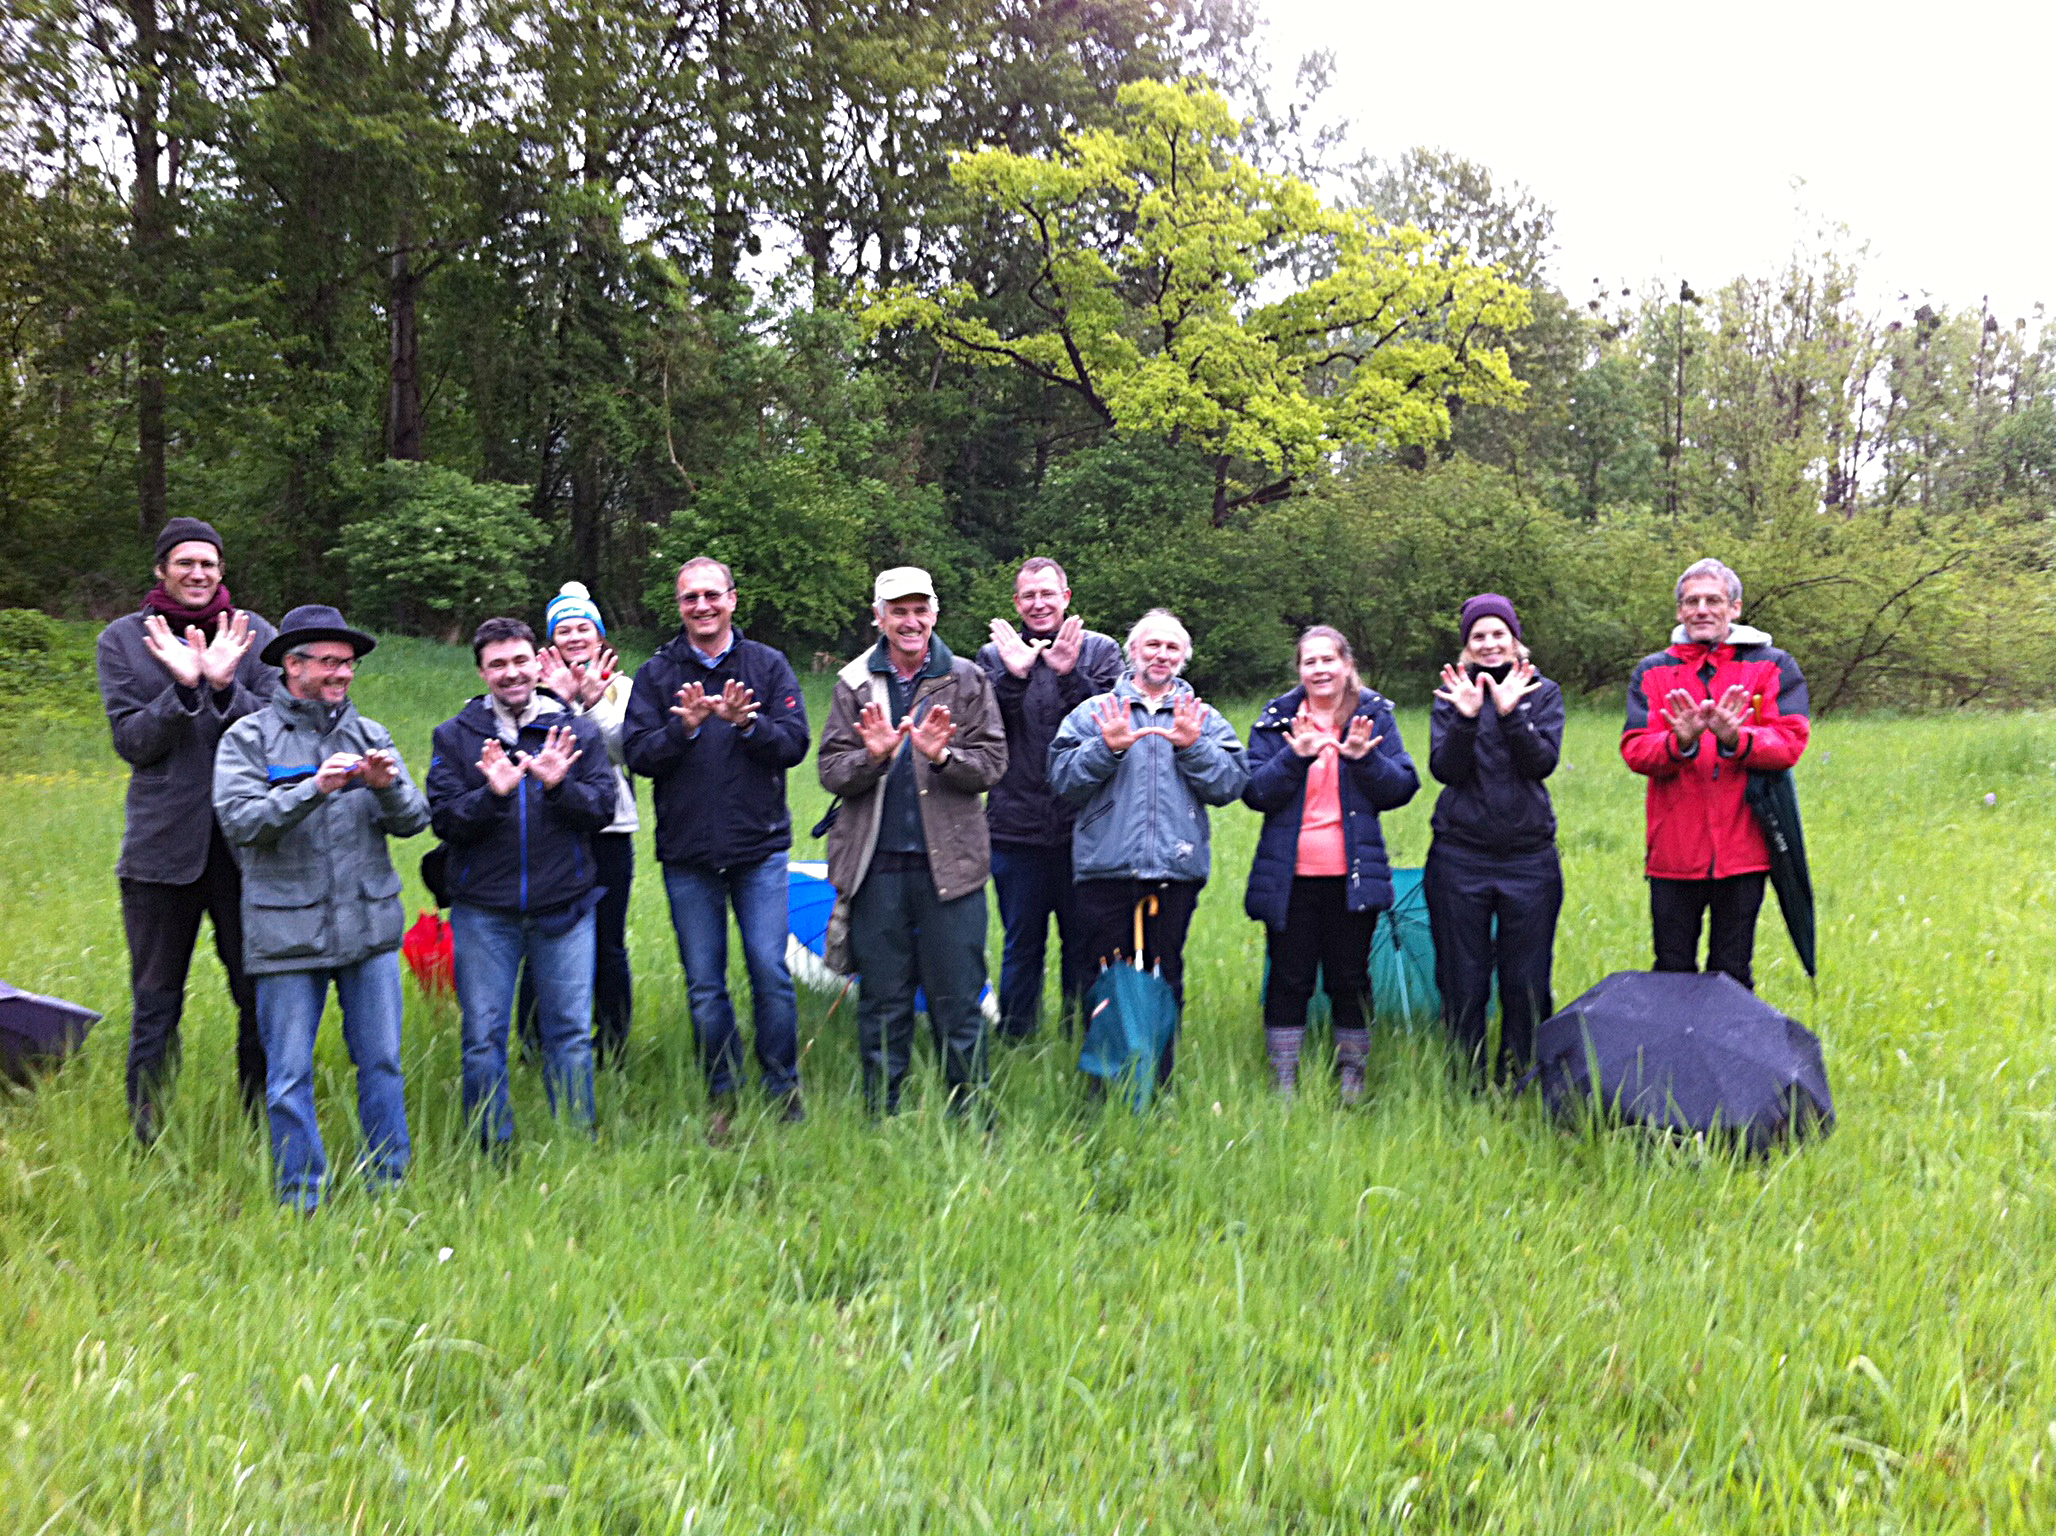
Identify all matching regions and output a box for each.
[141,581,236,636]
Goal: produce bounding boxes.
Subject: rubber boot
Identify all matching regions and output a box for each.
[1335,1027,1372,1107]
[1265,1026,1305,1098]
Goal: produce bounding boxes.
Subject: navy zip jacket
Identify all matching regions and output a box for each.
[426,696,616,914]
[975,628,1122,846]
[1428,664,1563,857]
[1241,685,1419,931]
[622,628,810,870]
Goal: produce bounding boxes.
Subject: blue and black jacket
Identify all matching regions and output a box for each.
[426,696,616,915]
[1241,685,1418,931]
[1428,664,1564,857]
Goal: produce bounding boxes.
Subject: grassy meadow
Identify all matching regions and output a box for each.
[4,633,2056,1532]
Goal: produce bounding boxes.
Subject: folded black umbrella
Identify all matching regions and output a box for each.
[1526,970,1832,1153]
[0,981,102,1086]
[1747,768,1817,978]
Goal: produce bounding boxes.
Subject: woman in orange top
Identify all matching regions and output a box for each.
[1243,627,1418,1101]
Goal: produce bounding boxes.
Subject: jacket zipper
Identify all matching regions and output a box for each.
[517,770,530,912]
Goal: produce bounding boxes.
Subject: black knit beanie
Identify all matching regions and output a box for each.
[154,517,223,564]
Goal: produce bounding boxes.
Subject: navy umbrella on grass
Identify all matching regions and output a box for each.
[0,981,101,1086]
[1525,970,1833,1153]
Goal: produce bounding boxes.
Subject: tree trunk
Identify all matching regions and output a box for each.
[127,0,169,540]
[385,246,425,460]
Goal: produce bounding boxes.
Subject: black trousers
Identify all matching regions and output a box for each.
[1424,841,1563,1082]
[1262,877,1376,1034]
[118,826,265,1135]
[849,859,989,1115]
[520,831,635,1062]
[1650,873,1766,990]
[1075,877,1201,1085]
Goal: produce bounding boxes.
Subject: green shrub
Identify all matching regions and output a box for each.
[335,462,546,640]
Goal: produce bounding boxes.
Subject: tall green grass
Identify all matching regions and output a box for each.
[4,636,2055,1531]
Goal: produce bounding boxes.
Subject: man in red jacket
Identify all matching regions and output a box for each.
[1621,559,1810,988]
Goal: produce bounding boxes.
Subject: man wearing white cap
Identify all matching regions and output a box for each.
[818,568,1008,1116]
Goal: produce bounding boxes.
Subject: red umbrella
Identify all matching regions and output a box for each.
[402,911,454,995]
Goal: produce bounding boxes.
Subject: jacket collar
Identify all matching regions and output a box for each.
[659,625,748,668]
[271,689,356,734]
[455,692,565,735]
[1254,683,1376,730]
[1113,670,1193,711]
[1667,620,1771,663]
[866,635,953,681]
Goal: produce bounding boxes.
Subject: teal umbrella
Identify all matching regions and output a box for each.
[1080,897,1179,1111]
[1370,868,1441,1029]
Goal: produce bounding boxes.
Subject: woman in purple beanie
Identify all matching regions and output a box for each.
[1425,593,1565,1084]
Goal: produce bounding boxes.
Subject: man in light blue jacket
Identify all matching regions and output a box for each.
[1048,608,1248,1085]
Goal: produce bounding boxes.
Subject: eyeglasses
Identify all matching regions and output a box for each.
[678,589,734,606]
[293,653,357,672]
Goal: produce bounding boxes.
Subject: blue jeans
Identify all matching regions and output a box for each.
[254,950,409,1212]
[991,841,1086,1039]
[451,903,597,1148]
[663,855,799,1099]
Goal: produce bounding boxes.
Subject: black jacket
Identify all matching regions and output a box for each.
[96,607,279,883]
[622,629,810,870]
[975,628,1122,846]
[1242,686,1418,930]
[425,696,617,914]
[1428,664,1563,857]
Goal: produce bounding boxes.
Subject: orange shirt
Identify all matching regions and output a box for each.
[1295,721,1347,877]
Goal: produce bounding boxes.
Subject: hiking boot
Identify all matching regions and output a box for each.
[778,1091,807,1125]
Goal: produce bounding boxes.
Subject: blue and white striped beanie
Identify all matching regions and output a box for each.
[545,581,605,639]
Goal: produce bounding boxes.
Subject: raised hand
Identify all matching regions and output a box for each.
[478,738,524,797]
[1045,616,1085,676]
[313,751,365,795]
[1337,714,1383,761]
[1664,688,1711,751]
[200,609,253,691]
[359,747,400,790]
[140,613,205,689]
[583,645,619,706]
[1706,684,1752,749]
[1094,693,1140,753]
[1284,706,1328,759]
[1434,663,1485,720]
[525,723,583,788]
[1489,659,1541,717]
[1167,693,1206,749]
[536,645,581,703]
[710,678,759,730]
[671,681,715,732]
[909,703,957,762]
[857,700,903,761]
[988,618,1038,679]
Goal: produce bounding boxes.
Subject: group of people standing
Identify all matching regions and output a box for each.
[97,519,1810,1211]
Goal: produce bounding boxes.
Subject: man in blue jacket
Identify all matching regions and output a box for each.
[623,556,811,1137]
[1048,609,1249,1087]
[977,557,1122,1041]
[427,617,618,1150]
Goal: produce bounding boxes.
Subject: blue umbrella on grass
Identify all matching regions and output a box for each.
[786,862,998,1023]
[1079,894,1179,1112]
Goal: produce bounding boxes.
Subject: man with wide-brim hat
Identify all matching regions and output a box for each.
[214,602,429,1212]
[95,517,278,1144]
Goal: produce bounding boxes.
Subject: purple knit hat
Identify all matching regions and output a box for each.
[1459,592,1521,643]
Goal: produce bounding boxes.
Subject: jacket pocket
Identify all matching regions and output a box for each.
[246,883,328,961]
[361,868,405,953]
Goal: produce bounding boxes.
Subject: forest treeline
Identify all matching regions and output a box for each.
[2,0,2052,704]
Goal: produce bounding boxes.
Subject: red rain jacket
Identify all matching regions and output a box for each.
[1621,634,1810,879]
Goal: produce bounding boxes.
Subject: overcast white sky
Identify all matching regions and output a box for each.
[1258,0,2053,322]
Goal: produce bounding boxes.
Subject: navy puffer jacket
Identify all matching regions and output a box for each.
[1241,685,1419,931]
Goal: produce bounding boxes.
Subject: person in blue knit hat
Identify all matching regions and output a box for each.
[522,580,638,1066]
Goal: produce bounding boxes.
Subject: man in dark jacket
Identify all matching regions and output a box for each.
[976,556,1121,1040]
[214,605,429,1211]
[427,617,618,1149]
[623,556,811,1136]
[819,567,1007,1116]
[1622,558,1811,989]
[95,517,278,1143]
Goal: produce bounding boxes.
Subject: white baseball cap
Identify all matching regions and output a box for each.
[873,566,936,605]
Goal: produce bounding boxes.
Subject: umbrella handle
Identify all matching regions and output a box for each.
[1132,895,1159,971]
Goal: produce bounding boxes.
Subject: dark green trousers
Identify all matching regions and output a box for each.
[849,860,989,1114]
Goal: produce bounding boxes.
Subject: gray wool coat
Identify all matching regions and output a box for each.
[96,607,280,883]
[213,690,430,976]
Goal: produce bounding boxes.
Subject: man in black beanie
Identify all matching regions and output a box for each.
[95,518,279,1142]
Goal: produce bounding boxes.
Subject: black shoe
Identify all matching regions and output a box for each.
[778,1091,807,1125]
